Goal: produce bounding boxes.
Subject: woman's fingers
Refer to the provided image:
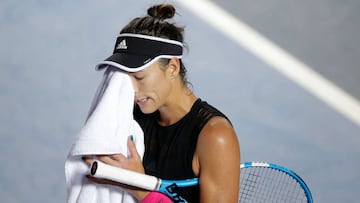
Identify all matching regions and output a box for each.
[127,135,141,160]
[82,156,94,166]
[81,135,143,172]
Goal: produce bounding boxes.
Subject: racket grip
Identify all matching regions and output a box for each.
[90,160,159,191]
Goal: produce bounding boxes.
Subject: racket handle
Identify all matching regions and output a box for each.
[90,160,159,191]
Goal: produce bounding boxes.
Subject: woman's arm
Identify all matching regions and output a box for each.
[195,116,240,203]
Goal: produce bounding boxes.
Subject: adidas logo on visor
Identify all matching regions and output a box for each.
[116,39,127,50]
[96,34,184,72]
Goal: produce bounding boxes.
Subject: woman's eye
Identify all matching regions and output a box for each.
[134,76,144,80]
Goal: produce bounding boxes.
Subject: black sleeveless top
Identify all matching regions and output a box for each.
[134,99,228,203]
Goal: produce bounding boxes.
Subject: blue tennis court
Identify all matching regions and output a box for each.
[0,0,359,202]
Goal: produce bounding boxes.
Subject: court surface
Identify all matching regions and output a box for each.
[0,0,359,202]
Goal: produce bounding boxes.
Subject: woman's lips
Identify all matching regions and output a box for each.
[136,97,149,106]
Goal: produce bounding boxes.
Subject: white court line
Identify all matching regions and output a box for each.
[176,0,360,127]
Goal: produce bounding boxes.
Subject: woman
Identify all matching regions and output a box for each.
[86,4,240,203]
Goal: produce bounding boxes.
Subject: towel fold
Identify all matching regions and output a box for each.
[65,66,144,203]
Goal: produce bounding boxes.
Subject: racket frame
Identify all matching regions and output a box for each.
[241,162,313,203]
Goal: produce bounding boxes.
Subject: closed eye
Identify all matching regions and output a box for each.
[134,76,144,80]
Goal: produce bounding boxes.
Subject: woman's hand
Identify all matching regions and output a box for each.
[83,136,149,200]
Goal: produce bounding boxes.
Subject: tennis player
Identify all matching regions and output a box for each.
[85,4,240,203]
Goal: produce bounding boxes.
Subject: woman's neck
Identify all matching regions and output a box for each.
[158,87,197,126]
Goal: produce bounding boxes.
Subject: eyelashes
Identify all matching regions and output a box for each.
[134,76,144,80]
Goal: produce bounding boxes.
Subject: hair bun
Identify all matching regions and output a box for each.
[147,4,176,20]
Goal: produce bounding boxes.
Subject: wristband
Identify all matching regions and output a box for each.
[140,191,173,203]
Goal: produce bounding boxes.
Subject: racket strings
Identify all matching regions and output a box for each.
[239,166,308,202]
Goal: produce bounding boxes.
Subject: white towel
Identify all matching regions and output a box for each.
[65,66,144,203]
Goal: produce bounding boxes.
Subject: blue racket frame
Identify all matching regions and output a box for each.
[241,162,313,203]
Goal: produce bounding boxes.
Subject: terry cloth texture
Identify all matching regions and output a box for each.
[65,66,144,203]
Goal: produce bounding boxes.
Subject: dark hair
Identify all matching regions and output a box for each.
[120,4,189,86]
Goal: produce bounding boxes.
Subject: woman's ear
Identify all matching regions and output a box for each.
[167,57,181,79]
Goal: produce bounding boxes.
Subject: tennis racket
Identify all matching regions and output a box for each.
[89,160,313,203]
